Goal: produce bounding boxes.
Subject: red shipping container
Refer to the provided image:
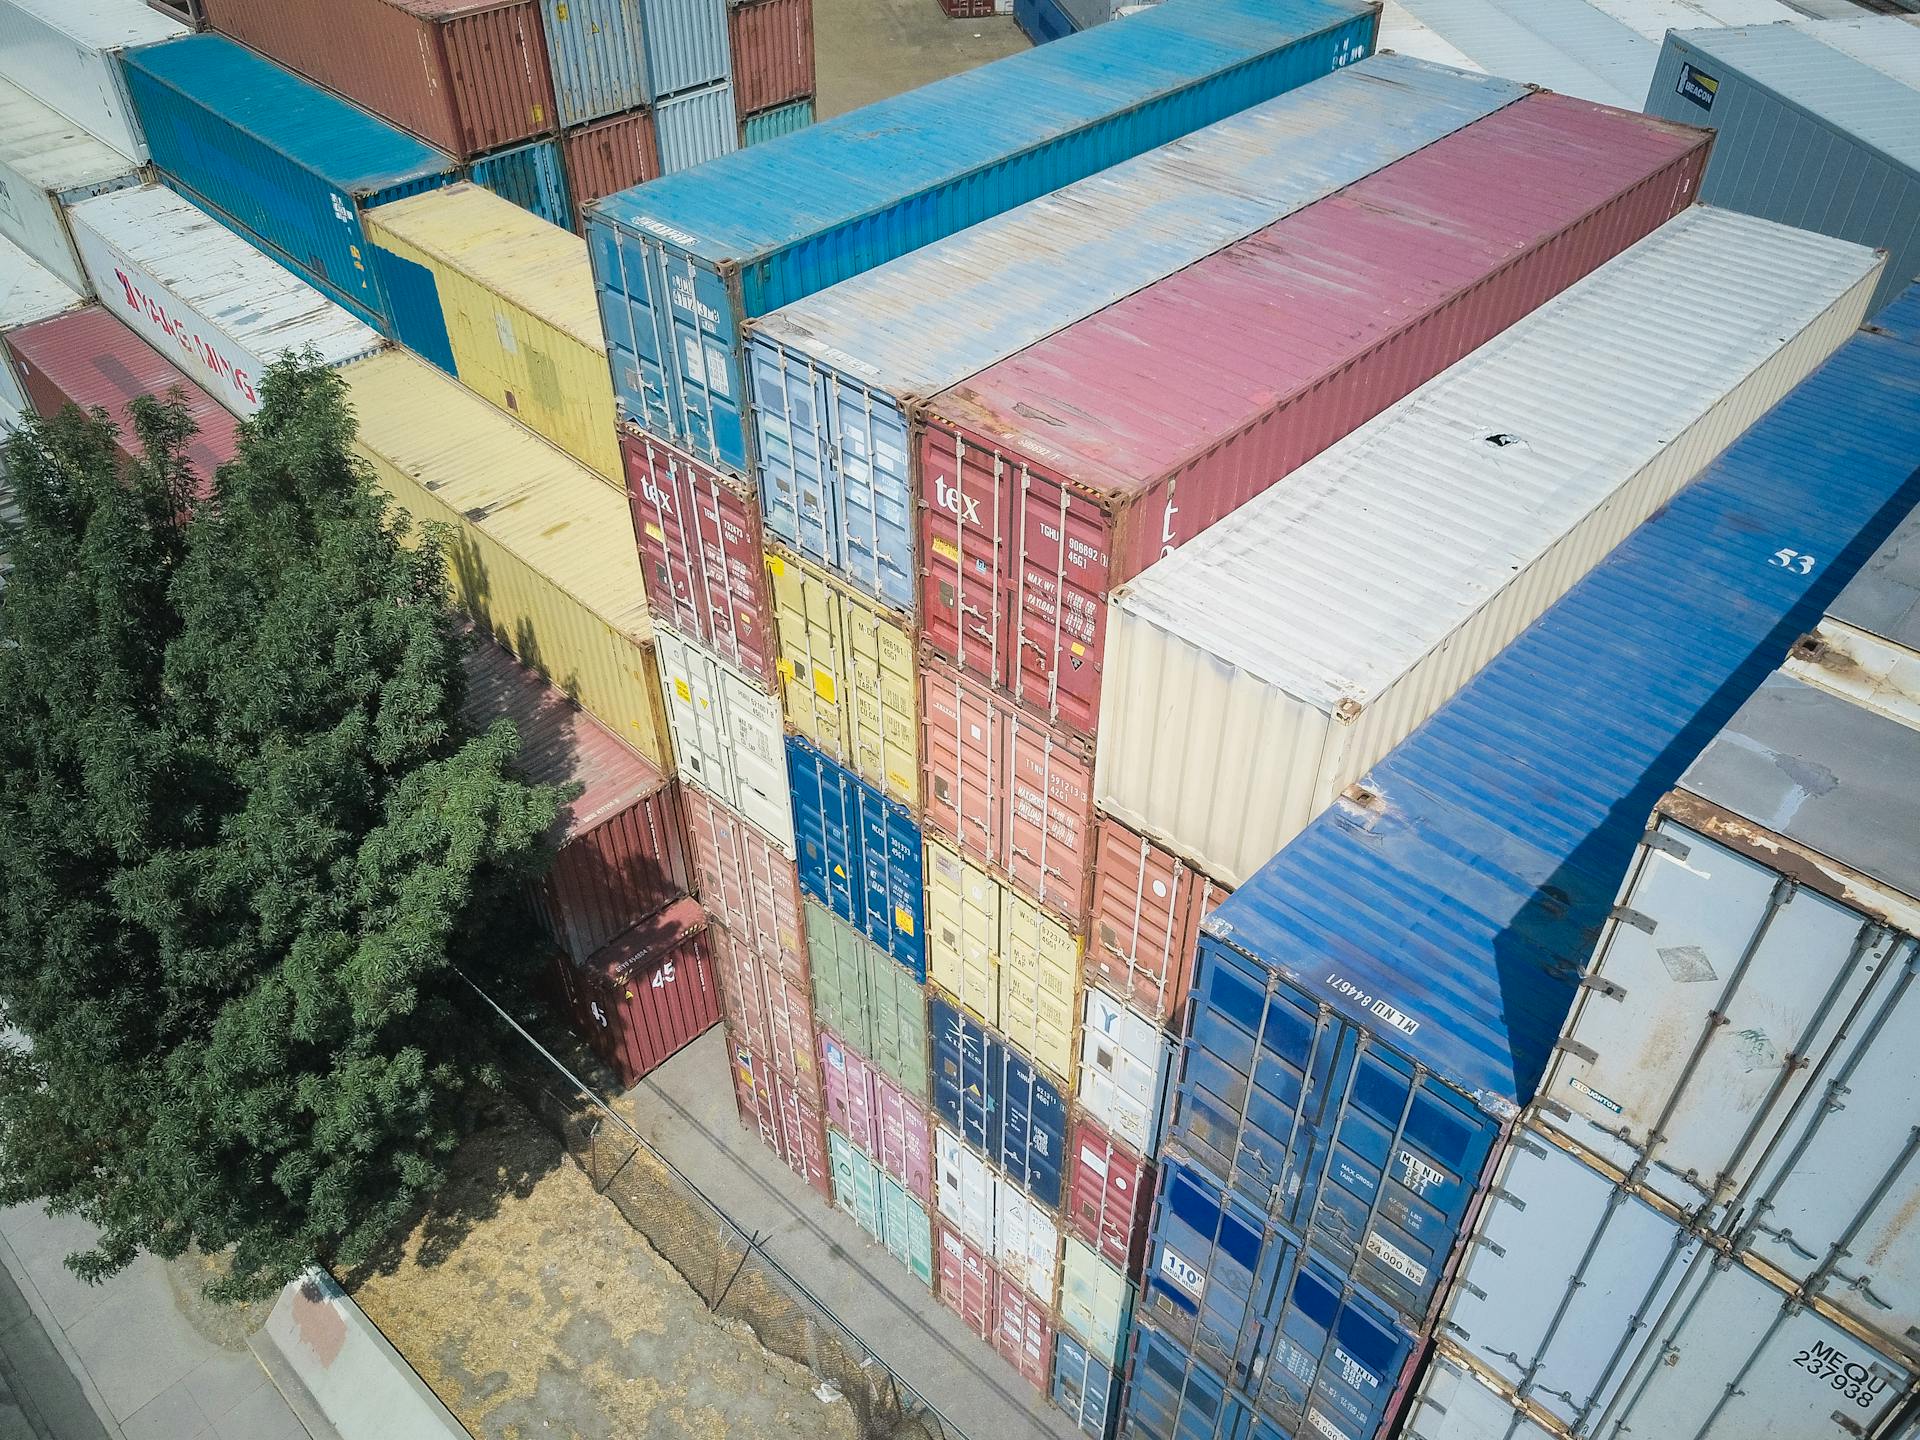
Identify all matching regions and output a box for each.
[728,0,814,119]
[922,651,1095,928]
[939,0,996,16]
[1086,814,1229,1030]
[728,1033,834,1201]
[563,108,660,221]
[713,919,819,1100]
[201,0,555,158]
[1066,1108,1153,1277]
[820,1025,878,1149]
[919,94,1712,740]
[818,1029,932,1199]
[622,429,777,690]
[683,786,806,971]
[463,637,691,963]
[5,305,239,493]
[552,898,719,1087]
[994,1281,1054,1392]
[935,1220,996,1340]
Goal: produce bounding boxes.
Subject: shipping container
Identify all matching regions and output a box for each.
[461,635,689,965]
[821,1026,878,1154]
[541,0,650,127]
[728,0,811,117]
[829,1129,936,1285]
[0,0,184,161]
[879,1166,936,1287]
[729,1035,833,1199]
[1097,208,1881,888]
[751,54,1519,612]
[821,1030,932,1196]
[1065,1110,1151,1278]
[787,735,924,973]
[68,186,385,419]
[996,1280,1055,1392]
[1087,815,1228,1032]
[552,897,719,1085]
[1052,1330,1121,1439]
[469,137,574,229]
[927,839,1002,1029]
[1363,0,1657,109]
[684,785,806,968]
[1001,1044,1069,1210]
[587,0,1378,475]
[1014,0,1080,45]
[365,183,617,481]
[936,1220,997,1340]
[1058,1235,1132,1370]
[1001,876,1080,1087]
[642,0,730,98]
[1646,21,1920,317]
[1076,985,1171,1161]
[198,0,554,158]
[806,901,928,1100]
[935,1122,998,1252]
[1588,0,1804,39]
[1794,14,1920,88]
[739,97,812,147]
[562,107,660,217]
[923,654,1096,927]
[930,995,995,1157]
[1399,1352,1559,1440]
[713,920,817,1098]
[121,35,461,331]
[924,95,1709,741]
[654,81,739,175]
[767,547,918,807]
[657,625,793,849]
[623,429,777,686]
[0,77,140,295]
[0,239,86,430]
[341,349,672,764]
[1159,284,1920,1332]
[998,1182,1063,1302]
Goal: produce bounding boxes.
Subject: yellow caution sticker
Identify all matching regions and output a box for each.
[674,678,692,703]
[644,522,664,541]
[896,906,915,936]
[813,670,837,704]
[767,555,785,577]
[931,538,960,563]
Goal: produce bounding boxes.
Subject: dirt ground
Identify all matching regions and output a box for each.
[813,0,1027,118]
[344,1100,858,1440]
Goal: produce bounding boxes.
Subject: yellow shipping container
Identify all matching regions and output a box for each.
[343,349,669,766]
[363,183,622,487]
[927,838,1001,1027]
[765,544,918,807]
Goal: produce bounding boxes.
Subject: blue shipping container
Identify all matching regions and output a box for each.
[999,1044,1067,1210]
[587,0,1376,475]
[741,97,813,147]
[787,735,925,975]
[928,994,1069,1206]
[1053,1331,1122,1440]
[542,0,652,126]
[1165,284,1920,1332]
[930,993,994,1154]
[119,35,458,332]
[1016,0,1081,45]
[469,137,574,230]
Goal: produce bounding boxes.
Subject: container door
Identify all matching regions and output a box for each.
[1124,1319,1232,1440]
[766,547,844,755]
[1088,816,1225,1027]
[996,1280,1054,1392]
[824,376,914,611]
[625,431,705,639]
[1068,1117,1151,1275]
[881,1176,934,1286]
[874,1075,931,1199]
[542,0,650,126]
[788,737,859,926]
[1000,1049,1068,1210]
[721,664,794,850]
[1078,986,1171,1158]
[1011,467,1114,737]
[845,593,918,807]
[920,658,1006,869]
[862,792,924,974]
[1250,1254,1415,1440]
[868,947,928,1100]
[1003,711,1094,922]
[997,1185,1062,1303]
[1401,1353,1563,1440]
[841,1042,879,1155]
[1051,1331,1117,1440]
[1001,888,1079,1084]
[927,839,1002,1025]
[919,419,1017,689]
[829,1128,861,1216]
[752,337,836,571]
[850,1144,885,1244]
[935,1124,997,1252]
[1141,1161,1286,1382]
[591,221,676,443]
[807,901,869,1049]
[937,1224,996,1340]
[660,630,737,803]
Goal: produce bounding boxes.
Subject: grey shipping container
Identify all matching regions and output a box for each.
[1645,22,1920,316]
[655,80,741,173]
[643,0,731,99]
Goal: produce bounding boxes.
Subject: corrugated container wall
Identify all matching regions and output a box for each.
[714,920,817,1099]
[729,1035,833,1199]
[365,184,616,481]
[656,626,794,849]
[1646,22,1920,317]
[541,0,650,126]
[120,36,460,330]
[0,0,185,160]
[683,785,806,970]
[68,186,385,418]
[831,1131,935,1285]
[749,55,1528,612]
[341,349,672,764]
[0,77,140,295]
[1087,815,1228,1030]
[562,108,661,219]
[642,0,730,98]
[936,1222,997,1340]
[740,97,812,146]
[787,736,924,974]
[1066,1109,1153,1276]
[199,0,555,159]
[655,81,740,173]
[728,0,812,118]
[1096,208,1881,889]
[586,0,1378,475]
[924,94,1711,739]
[807,901,929,1101]
[554,898,720,1085]
[0,239,86,429]
[469,138,574,230]
[820,1029,930,1197]
[1052,1332,1122,1440]
[1015,0,1080,46]
[1057,1235,1132,1369]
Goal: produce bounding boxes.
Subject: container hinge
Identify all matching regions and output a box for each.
[1536,1097,1572,1121]
[1488,1187,1525,1213]
[1609,906,1656,935]
[1516,1134,1548,1160]
[1642,829,1691,860]
[1481,1240,1507,1259]
[1579,972,1627,1000]
[1458,1283,1487,1303]
[1555,1039,1600,1065]
[1829,1413,1866,1438]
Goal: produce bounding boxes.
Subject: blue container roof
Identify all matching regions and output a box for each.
[1206,290,1920,1117]
[590,0,1373,263]
[123,34,455,195]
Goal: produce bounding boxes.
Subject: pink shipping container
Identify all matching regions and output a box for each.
[728,0,814,120]
[729,1034,834,1202]
[683,786,806,972]
[935,1221,996,1341]
[622,429,777,690]
[919,94,1712,740]
[1085,814,1228,1030]
[922,652,1096,929]
[994,1281,1055,1393]
[563,109,660,221]
[462,638,692,964]
[712,919,819,1101]
[1066,1108,1153,1277]
[200,0,556,159]
[819,1029,932,1199]
[551,897,719,1087]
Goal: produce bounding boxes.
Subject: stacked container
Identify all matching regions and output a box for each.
[728,0,813,145]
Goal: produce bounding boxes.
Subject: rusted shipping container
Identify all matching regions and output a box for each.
[819,1027,933,1199]
[1066,1109,1152,1277]
[919,94,1711,739]
[922,651,1096,929]
[711,918,817,1099]
[728,1034,834,1201]
[936,1221,998,1341]
[623,429,777,689]
[551,897,719,1086]
[200,0,556,159]
[996,1281,1055,1392]
[727,0,813,119]
[462,637,690,965]
[1086,815,1228,1031]
[682,785,806,971]
[562,107,660,220]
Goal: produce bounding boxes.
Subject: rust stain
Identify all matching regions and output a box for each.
[292,1280,349,1368]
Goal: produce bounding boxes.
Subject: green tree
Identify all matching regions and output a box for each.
[0,359,563,1300]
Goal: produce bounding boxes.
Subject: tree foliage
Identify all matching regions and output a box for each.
[0,359,563,1300]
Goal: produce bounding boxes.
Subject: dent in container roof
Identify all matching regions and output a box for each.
[1202,293,1920,1112]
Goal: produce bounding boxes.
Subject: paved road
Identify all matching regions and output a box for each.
[0,1255,107,1440]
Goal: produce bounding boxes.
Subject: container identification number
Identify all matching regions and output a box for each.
[1792,1341,1889,1408]
[1326,974,1419,1035]
[1770,548,1817,575]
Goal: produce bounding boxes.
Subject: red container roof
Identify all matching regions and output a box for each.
[585,896,709,981]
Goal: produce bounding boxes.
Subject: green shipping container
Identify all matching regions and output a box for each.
[829,1130,935,1286]
[740,97,813,147]
[807,902,928,1100]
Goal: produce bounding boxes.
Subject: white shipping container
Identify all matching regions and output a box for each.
[0,233,86,427]
[1057,1236,1132,1369]
[1402,1354,1559,1440]
[656,624,793,852]
[1586,0,1803,39]
[67,186,384,419]
[934,1124,997,1254]
[0,0,186,161]
[1095,208,1882,888]
[1791,16,1920,91]
[995,1183,1061,1303]
[1076,984,1172,1158]
[0,77,139,295]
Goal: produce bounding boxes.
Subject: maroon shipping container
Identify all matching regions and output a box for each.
[819,1028,931,1199]
[5,305,239,492]
[622,429,777,689]
[939,0,996,16]
[919,94,1712,739]
[683,786,806,970]
[563,109,660,222]
[1086,815,1228,1030]
[922,651,1095,929]
[1066,1109,1152,1278]
[729,1034,834,1201]
[552,897,719,1087]
[935,1221,996,1340]
[994,1281,1054,1392]
[201,0,555,158]
[462,637,690,963]
[712,919,819,1100]
[728,0,813,119]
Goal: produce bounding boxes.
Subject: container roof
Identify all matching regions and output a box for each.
[1825,505,1920,655]
[1,0,184,48]
[0,235,84,331]
[0,75,136,186]
[1389,0,1655,108]
[1792,16,1920,91]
